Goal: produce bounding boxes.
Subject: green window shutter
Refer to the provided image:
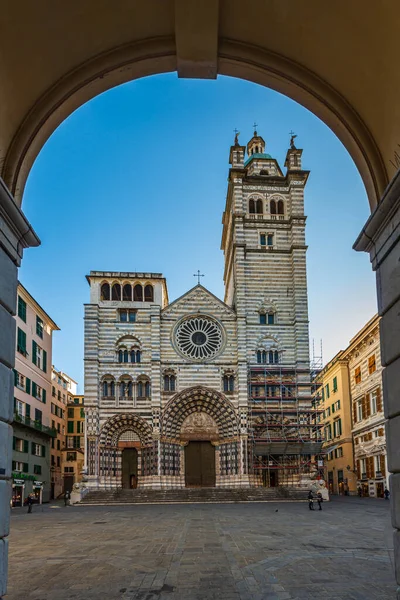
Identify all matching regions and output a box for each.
[13,369,18,386]
[42,350,47,373]
[67,421,74,433]
[42,445,46,458]
[12,436,16,450]
[23,463,28,473]
[32,340,37,366]
[13,397,17,412]
[42,388,46,404]
[25,403,31,418]
[31,442,35,455]
[24,440,29,453]
[18,297,27,322]
[25,378,31,394]
[32,381,37,398]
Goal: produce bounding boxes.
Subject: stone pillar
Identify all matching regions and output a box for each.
[354,171,400,597]
[0,178,40,597]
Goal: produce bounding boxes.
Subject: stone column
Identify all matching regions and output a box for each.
[0,178,40,597]
[354,171,400,598]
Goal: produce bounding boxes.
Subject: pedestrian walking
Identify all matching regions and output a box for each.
[384,487,390,500]
[64,490,70,506]
[27,494,34,514]
[308,490,314,510]
[357,486,362,497]
[317,491,323,510]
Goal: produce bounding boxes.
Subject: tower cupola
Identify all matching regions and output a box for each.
[247,126,266,157]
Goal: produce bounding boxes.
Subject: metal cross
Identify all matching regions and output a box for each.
[289,130,296,137]
[253,122,258,131]
[234,128,239,136]
[193,270,204,285]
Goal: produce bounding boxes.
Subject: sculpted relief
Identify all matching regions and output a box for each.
[180,412,219,441]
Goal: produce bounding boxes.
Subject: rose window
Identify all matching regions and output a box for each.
[175,317,223,360]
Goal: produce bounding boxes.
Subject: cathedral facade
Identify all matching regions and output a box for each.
[83,131,323,490]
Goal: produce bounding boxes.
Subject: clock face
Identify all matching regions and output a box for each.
[175,316,223,361]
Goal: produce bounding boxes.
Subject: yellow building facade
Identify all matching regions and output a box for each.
[61,395,85,492]
[317,353,357,495]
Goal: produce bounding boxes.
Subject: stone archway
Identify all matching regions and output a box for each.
[98,413,153,488]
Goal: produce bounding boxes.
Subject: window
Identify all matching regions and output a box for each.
[267,313,275,325]
[119,309,136,323]
[17,296,27,322]
[164,374,176,392]
[80,408,85,419]
[368,354,376,375]
[32,341,47,372]
[249,199,255,213]
[33,465,42,475]
[122,284,132,301]
[355,366,361,384]
[324,424,332,441]
[36,316,44,338]
[32,382,46,403]
[130,349,141,363]
[17,327,27,355]
[259,313,267,325]
[257,350,267,364]
[67,452,76,461]
[333,419,342,437]
[356,401,363,422]
[370,390,377,414]
[112,283,121,301]
[277,200,284,215]
[334,400,340,411]
[133,284,143,301]
[223,375,234,393]
[52,386,56,397]
[77,421,84,434]
[331,402,335,414]
[333,377,338,392]
[13,461,28,473]
[67,421,74,434]
[100,282,110,300]
[34,408,42,424]
[64,467,74,473]
[32,442,44,457]
[335,447,343,458]
[57,439,61,450]
[68,407,74,418]
[325,406,331,417]
[267,234,273,246]
[325,384,330,399]
[15,371,26,391]
[270,200,277,214]
[268,350,279,364]
[260,233,266,247]
[15,399,25,417]
[144,285,154,302]
[57,456,60,467]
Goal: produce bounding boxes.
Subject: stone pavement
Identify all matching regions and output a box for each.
[7,497,396,600]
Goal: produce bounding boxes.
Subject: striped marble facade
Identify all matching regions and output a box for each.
[84,132,316,489]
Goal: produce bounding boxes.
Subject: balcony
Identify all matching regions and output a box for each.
[13,412,57,437]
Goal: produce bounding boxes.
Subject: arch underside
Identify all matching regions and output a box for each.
[1,37,387,210]
[100,413,153,447]
[161,385,239,441]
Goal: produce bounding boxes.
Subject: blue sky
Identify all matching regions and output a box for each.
[20,74,377,392]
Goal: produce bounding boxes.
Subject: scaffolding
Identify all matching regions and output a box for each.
[248,364,324,487]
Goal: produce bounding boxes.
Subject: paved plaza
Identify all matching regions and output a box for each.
[7,497,396,600]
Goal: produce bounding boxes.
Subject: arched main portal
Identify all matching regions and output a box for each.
[161,386,246,488]
[98,413,153,488]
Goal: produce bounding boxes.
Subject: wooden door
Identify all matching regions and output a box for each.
[122,448,138,489]
[185,441,216,487]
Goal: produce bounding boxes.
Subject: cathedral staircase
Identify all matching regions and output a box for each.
[78,486,307,505]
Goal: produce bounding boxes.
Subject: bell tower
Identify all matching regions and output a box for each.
[221,129,310,370]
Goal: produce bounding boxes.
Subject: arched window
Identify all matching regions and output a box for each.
[102,381,108,397]
[118,350,123,363]
[137,381,143,397]
[144,285,154,302]
[249,199,255,214]
[257,350,262,364]
[255,146,259,153]
[123,349,128,363]
[223,375,234,392]
[262,351,267,364]
[145,381,151,397]
[123,284,132,301]
[112,283,121,301]
[259,313,267,325]
[127,381,133,396]
[278,200,284,215]
[269,351,274,364]
[274,351,279,364]
[136,350,141,363]
[100,283,110,301]
[110,381,115,396]
[134,284,143,301]
[256,199,263,214]
[130,350,135,363]
[164,374,176,392]
[120,381,126,396]
[268,312,275,325]
[270,200,277,215]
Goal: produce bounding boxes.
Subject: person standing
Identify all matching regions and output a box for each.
[27,494,33,514]
[317,491,323,510]
[384,487,390,500]
[308,490,314,510]
[64,490,70,506]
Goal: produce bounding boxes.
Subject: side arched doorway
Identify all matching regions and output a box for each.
[161,386,244,488]
[99,414,153,489]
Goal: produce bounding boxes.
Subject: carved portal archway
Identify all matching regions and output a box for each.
[161,385,239,442]
[100,413,153,447]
